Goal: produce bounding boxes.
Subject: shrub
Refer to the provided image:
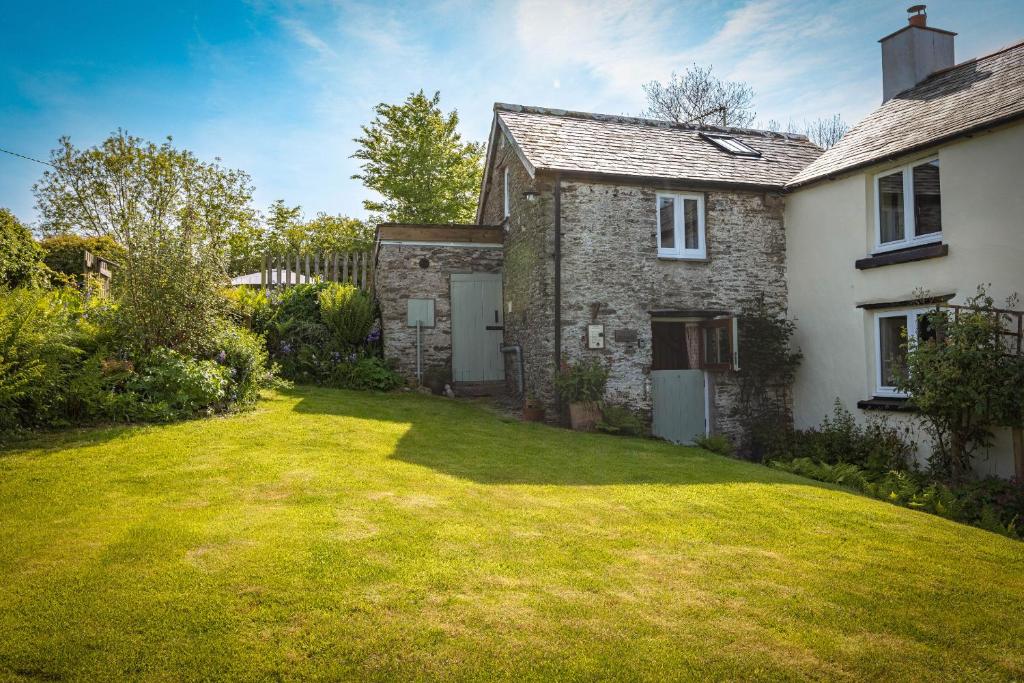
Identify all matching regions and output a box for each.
[554,358,608,403]
[318,283,376,349]
[208,323,275,408]
[899,287,1024,483]
[0,209,45,289]
[694,433,735,457]
[130,348,230,419]
[222,286,276,336]
[596,403,645,436]
[0,287,82,430]
[769,399,916,473]
[327,356,403,391]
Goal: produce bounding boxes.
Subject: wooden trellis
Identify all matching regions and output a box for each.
[260,252,371,290]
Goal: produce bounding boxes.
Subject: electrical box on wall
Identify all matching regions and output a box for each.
[587,324,605,349]
[407,298,435,327]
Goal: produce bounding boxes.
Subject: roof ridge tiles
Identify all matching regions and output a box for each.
[493,102,810,141]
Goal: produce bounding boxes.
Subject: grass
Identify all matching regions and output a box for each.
[1,386,1023,681]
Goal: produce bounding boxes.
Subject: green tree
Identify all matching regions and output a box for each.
[33,131,255,354]
[0,208,44,288]
[899,287,1024,483]
[39,234,127,283]
[352,90,484,223]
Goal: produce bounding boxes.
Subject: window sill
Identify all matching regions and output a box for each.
[855,243,948,270]
[857,397,918,412]
[657,255,709,263]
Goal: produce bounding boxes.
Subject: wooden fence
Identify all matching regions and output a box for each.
[261,252,372,290]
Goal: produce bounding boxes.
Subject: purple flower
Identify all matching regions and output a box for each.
[331,351,341,363]
[281,342,292,354]
[216,350,227,363]
[348,353,358,363]
[366,329,381,343]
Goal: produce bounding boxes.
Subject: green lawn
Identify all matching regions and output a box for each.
[1,387,1023,681]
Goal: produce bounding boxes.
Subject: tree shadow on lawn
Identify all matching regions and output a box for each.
[289,387,810,488]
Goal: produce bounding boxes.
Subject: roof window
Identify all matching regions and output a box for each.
[699,133,761,157]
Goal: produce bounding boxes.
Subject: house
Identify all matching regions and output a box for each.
[784,11,1024,477]
[374,7,1022,473]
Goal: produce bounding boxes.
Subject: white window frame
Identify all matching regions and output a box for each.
[872,156,941,253]
[873,307,930,397]
[503,167,510,219]
[655,192,706,259]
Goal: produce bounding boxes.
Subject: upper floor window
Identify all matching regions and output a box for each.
[656,192,705,259]
[873,158,941,252]
[503,167,510,219]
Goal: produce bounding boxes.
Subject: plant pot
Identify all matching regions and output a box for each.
[522,403,546,422]
[568,401,602,432]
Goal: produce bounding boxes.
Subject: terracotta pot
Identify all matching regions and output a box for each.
[568,401,602,431]
[522,403,546,422]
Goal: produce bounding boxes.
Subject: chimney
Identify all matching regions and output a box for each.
[879,5,956,102]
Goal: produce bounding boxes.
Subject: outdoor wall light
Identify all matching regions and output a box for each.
[523,190,540,202]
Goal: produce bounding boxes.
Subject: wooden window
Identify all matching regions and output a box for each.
[701,319,733,371]
[873,157,941,253]
[656,192,705,259]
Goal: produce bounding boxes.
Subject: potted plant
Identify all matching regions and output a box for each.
[522,395,546,422]
[554,358,609,431]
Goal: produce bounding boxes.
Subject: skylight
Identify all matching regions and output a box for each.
[699,133,761,157]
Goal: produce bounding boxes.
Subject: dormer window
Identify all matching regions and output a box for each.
[699,133,761,157]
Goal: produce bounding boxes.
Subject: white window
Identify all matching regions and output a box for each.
[873,157,941,252]
[656,192,705,259]
[874,307,937,397]
[503,167,510,219]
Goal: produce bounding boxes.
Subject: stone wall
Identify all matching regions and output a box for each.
[376,242,503,383]
[557,180,789,443]
[479,133,558,409]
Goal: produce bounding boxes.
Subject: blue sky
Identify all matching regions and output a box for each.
[2,0,1022,226]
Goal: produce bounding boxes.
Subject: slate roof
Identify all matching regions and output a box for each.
[788,40,1024,188]
[494,103,823,189]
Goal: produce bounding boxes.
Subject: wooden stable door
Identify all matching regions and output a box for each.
[450,273,504,382]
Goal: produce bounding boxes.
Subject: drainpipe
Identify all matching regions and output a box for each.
[553,172,563,412]
[501,344,524,398]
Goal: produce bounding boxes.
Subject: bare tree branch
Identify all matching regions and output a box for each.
[642,65,756,127]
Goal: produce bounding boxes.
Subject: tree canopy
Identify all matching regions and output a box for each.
[352,90,484,224]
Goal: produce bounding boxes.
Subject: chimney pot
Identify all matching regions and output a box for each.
[908,4,927,27]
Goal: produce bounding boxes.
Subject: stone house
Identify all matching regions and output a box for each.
[375,8,1023,473]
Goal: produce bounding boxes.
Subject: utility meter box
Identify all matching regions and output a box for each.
[587,324,605,349]
[407,298,435,327]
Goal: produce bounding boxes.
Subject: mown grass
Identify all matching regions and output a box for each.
[1,386,1023,681]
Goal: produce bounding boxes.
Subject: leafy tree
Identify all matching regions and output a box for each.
[642,65,756,127]
[33,131,255,354]
[0,208,44,288]
[899,287,1024,483]
[352,90,484,223]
